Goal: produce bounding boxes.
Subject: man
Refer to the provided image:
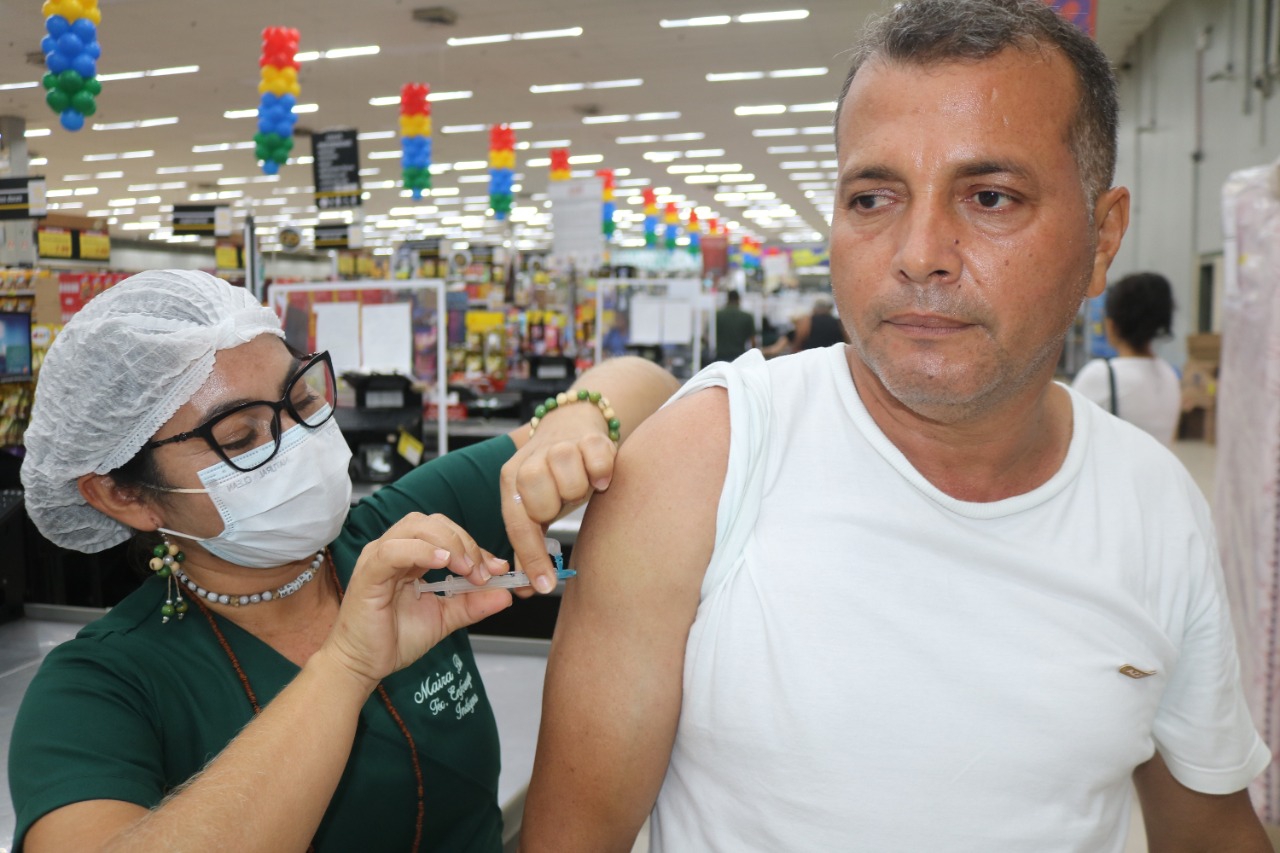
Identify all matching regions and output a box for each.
[713,289,757,362]
[522,1,1271,850]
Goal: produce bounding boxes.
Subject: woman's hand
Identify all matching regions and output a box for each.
[502,402,616,594]
[318,512,512,692]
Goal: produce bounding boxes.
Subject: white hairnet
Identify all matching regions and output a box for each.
[21,270,284,552]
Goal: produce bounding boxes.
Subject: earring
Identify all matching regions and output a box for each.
[148,535,189,623]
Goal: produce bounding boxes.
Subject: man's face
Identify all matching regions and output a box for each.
[830,48,1125,421]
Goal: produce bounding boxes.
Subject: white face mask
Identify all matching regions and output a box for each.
[158,413,353,569]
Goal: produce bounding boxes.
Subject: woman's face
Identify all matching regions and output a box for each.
[144,334,302,540]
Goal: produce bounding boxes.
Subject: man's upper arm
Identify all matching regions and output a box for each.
[1133,752,1270,852]
[521,388,729,852]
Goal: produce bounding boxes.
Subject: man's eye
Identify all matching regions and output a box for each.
[851,194,888,211]
[974,191,1013,209]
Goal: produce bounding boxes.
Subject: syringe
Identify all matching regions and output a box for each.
[414,538,575,598]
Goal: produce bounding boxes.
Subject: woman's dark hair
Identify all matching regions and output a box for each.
[1105,272,1175,350]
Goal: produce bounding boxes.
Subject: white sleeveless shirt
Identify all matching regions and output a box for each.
[650,345,1266,852]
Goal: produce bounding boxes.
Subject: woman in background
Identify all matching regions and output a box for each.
[1072,271,1181,446]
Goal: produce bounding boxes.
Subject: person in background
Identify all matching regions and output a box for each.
[792,294,849,350]
[12,269,678,852]
[713,289,757,362]
[521,1,1269,850]
[1071,272,1181,445]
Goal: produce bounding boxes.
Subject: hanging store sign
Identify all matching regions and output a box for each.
[311,129,362,209]
[172,204,232,237]
[0,177,47,220]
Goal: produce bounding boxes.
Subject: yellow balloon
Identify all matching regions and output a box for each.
[86,6,100,23]
[61,0,84,21]
[41,1,56,19]
[421,117,432,136]
[288,83,301,97]
[258,80,271,95]
[279,67,297,85]
[268,82,290,97]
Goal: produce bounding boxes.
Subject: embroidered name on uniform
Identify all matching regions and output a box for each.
[414,653,480,719]
[1118,664,1157,679]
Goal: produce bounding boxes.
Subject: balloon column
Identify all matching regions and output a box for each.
[489,124,516,220]
[686,209,701,255]
[707,218,721,240]
[741,236,762,269]
[598,170,616,240]
[663,202,680,250]
[400,83,432,200]
[642,188,658,247]
[40,0,103,132]
[255,27,300,176]
[549,149,570,182]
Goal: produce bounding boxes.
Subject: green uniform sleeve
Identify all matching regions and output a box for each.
[10,639,167,849]
[339,435,518,564]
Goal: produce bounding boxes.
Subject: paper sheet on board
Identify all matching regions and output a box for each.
[313,302,361,375]
[361,302,413,374]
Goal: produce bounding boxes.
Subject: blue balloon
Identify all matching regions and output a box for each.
[41,35,56,55]
[70,18,96,42]
[71,54,95,79]
[59,109,84,131]
[45,15,70,38]
[85,40,100,60]
[262,159,280,175]
[279,93,296,110]
[57,32,84,57]
[259,92,278,109]
[412,188,423,201]
[46,51,70,74]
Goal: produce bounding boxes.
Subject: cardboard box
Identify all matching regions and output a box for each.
[1186,333,1221,363]
[1181,359,1218,410]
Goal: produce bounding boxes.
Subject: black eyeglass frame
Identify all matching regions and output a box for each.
[144,350,337,473]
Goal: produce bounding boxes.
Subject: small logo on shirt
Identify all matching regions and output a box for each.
[1119,664,1157,679]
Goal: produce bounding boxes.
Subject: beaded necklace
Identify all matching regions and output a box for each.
[189,554,426,852]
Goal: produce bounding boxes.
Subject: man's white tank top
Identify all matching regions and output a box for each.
[649,345,1265,852]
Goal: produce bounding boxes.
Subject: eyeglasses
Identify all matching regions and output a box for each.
[145,351,337,473]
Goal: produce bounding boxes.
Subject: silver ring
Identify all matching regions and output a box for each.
[512,492,523,505]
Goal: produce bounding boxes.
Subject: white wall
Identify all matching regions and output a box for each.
[1113,0,1280,363]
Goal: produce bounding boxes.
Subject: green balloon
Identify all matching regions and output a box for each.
[42,73,57,91]
[84,77,101,95]
[71,91,96,116]
[57,70,84,94]
[46,89,71,113]
[255,144,271,160]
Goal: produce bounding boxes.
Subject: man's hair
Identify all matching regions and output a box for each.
[726,289,742,304]
[1105,272,1174,348]
[836,0,1118,205]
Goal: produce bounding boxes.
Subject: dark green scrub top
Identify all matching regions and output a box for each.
[10,435,518,852]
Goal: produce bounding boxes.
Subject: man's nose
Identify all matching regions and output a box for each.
[891,199,962,286]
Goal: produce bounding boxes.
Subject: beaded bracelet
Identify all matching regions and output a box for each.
[530,389,621,442]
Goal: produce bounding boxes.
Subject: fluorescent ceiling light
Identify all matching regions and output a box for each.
[108,198,137,207]
[369,90,471,106]
[684,175,720,183]
[510,121,534,130]
[737,10,809,23]
[567,154,603,164]
[94,171,123,179]
[322,45,380,59]
[636,112,680,121]
[83,150,153,161]
[453,161,488,170]
[801,126,831,135]
[98,65,199,82]
[24,128,52,138]
[517,27,583,40]
[92,117,179,131]
[768,145,808,154]
[736,104,786,116]
[789,101,836,112]
[28,157,48,166]
[530,83,584,94]
[705,163,742,173]
[457,174,491,182]
[368,151,400,160]
[753,128,799,137]
[357,130,396,141]
[770,67,827,78]
[0,81,37,91]
[73,187,98,195]
[590,78,643,89]
[617,135,659,145]
[706,71,764,82]
[780,160,818,169]
[224,104,317,119]
[448,33,512,46]
[192,142,254,153]
[685,149,725,157]
[443,124,486,134]
[718,173,757,182]
[660,15,731,27]
[530,139,572,149]
[46,189,73,198]
[582,115,629,125]
[643,151,680,162]
[663,132,705,142]
[668,164,705,174]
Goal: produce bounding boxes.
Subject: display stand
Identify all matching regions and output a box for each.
[596,277,705,377]
[1216,162,1280,822]
[267,278,450,454]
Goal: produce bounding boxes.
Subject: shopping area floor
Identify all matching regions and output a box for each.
[0,441,1272,852]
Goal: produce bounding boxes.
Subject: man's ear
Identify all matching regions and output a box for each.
[1087,186,1130,299]
[77,474,160,532]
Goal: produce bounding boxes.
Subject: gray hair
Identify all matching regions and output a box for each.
[835,0,1117,205]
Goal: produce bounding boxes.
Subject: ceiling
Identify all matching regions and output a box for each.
[0,0,1171,257]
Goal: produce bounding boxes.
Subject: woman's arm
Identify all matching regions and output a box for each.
[502,356,680,587]
[26,514,511,853]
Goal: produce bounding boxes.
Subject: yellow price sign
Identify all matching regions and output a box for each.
[37,228,73,259]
